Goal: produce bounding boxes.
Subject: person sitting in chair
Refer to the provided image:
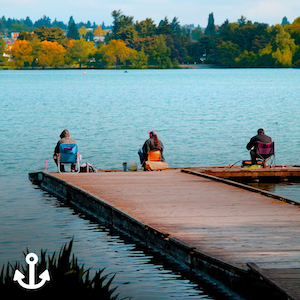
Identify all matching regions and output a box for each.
[53,129,77,172]
[246,128,272,165]
[139,130,164,170]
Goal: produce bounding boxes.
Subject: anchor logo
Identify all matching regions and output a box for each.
[13,253,50,290]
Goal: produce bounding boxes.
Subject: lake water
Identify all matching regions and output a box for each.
[1,69,300,298]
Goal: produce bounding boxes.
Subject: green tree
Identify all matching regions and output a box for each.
[170,17,181,35]
[269,24,297,67]
[196,35,216,63]
[237,15,247,27]
[282,16,290,26]
[128,47,148,68]
[66,38,95,67]
[156,17,171,35]
[111,10,137,46]
[257,45,276,67]
[216,41,240,66]
[135,18,156,38]
[34,26,67,45]
[284,17,300,47]
[67,17,79,40]
[24,16,33,28]
[205,13,216,36]
[149,35,172,68]
[0,37,6,64]
[235,50,257,67]
[34,15,51,28]
[191,27,203,41]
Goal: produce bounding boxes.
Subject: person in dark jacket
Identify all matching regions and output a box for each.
[138,130,164,169]
[53,129,77,172]
[246,128,272,164]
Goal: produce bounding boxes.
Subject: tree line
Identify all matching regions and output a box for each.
[1,11,300,69]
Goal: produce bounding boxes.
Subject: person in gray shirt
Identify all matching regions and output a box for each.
[246,128,272,164]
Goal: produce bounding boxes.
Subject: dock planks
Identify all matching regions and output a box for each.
[192,165,300,182]
[49,169,300,299]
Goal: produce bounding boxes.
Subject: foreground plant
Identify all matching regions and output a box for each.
[0,239,119,298]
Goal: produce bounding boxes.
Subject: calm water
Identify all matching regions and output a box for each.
[1,69,300,298]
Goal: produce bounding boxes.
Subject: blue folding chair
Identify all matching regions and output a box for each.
[57,143,80,173]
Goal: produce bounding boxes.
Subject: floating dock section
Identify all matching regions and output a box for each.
[192,165,300,182]
[29,169,300,300]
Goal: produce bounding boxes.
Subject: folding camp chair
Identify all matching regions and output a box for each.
[57,143,80,173]
[256,142,275,167]
[144,150,168,171]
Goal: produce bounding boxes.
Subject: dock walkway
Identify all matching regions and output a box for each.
[32,169,300,299]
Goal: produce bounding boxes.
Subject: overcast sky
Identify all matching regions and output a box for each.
[1,0,300,27]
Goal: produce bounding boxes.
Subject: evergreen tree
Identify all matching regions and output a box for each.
[52,19,67,30]
[34,15,51,28]
[24,16,33,28]
[282,16,290,26]
[67,17,79,40]
[157,17,171,35]
[205,13,216,36]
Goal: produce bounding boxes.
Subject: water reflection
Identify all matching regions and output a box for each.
[246,181,300,203]
[0,176,235,300]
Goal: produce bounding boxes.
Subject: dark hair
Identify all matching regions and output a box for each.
[153,135,159,146]
[60,129,70,139]
[257,128,264,135]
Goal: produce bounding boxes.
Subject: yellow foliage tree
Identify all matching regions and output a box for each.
[94,26,103,37]
[100,39,136,68]
[66,38,95,66]
[78,26,87,38]
[270,24,297,67]
[10,40,33,68]
[37,41,66,68]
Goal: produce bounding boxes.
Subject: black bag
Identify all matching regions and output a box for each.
[80,163,97,172]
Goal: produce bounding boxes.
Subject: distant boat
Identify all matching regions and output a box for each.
[124,70,128,73]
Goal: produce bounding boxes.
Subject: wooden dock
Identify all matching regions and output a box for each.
[192,165,300,182]
[30,169,300,299]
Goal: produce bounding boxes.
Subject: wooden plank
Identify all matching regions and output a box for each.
[247,263,300,300]
[194,166,300,181]
[49,169,300,298]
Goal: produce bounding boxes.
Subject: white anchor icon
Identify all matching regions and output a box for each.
[13,253,50,290]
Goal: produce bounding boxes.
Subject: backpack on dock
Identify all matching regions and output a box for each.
[80,163,97,172]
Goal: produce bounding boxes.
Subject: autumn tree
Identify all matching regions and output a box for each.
[10,39,33,68]
[284,17,300,46]
[94,26,103,37]
[36,41,66,68]
[34,26,67,45]
[66,38,95,67]
[78,26,87,38]
[269,24,297,67]
[99,39,136,68]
